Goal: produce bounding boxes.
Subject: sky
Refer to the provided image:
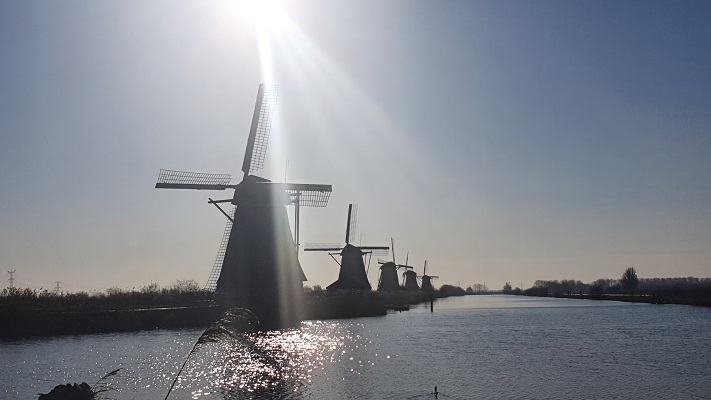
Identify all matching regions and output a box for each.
[1,0,710,293]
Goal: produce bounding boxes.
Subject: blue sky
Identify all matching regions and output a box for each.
[1,0,710,292]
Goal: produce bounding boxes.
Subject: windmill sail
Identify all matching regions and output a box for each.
[345,204,357,244]
[242,84,278,177]
[204,207,236,290]
[155,169,234,190]
[286,188,331,207]
[304,243,345,251]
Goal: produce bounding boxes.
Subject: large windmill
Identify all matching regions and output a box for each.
[376,240,414,291]
[419,260,439,292]
[155,84,332,328]
[304,204,388,291]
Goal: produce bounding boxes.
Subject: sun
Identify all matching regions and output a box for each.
[244,0,289,33]
[228,0,292,83]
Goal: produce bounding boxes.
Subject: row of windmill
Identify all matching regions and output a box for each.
[154,84,436,326]
[303,203,437,293]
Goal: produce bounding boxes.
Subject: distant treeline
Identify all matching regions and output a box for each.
[521,277,711,307]
[527,277,711,294]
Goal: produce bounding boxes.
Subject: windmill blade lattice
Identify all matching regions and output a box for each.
[243,84,279,176]
[156,169,233,190]
[368,248,390,256]
[390,237,395,263]
[286,191,330,207]
[348,204,358,245]
[303,243,344,251]
[204,206,237,290]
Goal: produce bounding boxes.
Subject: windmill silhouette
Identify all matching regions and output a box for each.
[376,240,414,291]
[401,257,420,291]
[419,260,439,292]
[304,204,388,291]
[155,84,332,328]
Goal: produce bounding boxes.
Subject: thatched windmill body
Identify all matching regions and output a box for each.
[304,204,388,291]
[377,261,400,291]
[402,269,420,291]
[155,84,332,328]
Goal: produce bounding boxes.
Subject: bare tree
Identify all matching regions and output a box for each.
[503,282,512,294]
[621,267,639,296]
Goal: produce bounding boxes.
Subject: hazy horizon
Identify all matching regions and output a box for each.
[1,0,710,293]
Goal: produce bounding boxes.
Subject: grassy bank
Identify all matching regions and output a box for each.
[0,282,215,314]
[1,284,444,337]
[0,282,219,338]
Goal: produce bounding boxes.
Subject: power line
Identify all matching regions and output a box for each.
[7,270,16,288]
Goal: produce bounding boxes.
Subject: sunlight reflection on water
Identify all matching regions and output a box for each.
[165,320,384,399]
[4,296,711,400]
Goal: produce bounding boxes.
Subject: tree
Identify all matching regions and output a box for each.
[621,267,639,296]
[503,282,512,294]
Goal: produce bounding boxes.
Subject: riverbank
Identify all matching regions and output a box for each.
[305,290,434,319]
[1,290,438,338]
[521,292,711,307]
[1,304,223,338]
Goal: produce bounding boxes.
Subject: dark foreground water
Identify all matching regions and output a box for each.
[2,295,711,399]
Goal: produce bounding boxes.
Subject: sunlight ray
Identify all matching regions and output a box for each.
[268,19,439,201]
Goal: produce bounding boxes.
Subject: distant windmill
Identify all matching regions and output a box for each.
[155,84,332,328]
[304,204,389,291]
[401,255,420,291]
[419,260,439,292]
[377,240,414,291]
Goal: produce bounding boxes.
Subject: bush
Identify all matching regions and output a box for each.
[438,284,466,297]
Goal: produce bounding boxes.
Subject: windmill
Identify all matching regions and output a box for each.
[401,254,420,291]
[419,260,439,292]
[304,204,389,291]
[376,240,414,291]
[155,84,332,328]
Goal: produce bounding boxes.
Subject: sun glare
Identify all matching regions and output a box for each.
[244,0,289,33]
[234,0,292,83]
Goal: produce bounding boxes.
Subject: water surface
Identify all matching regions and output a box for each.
[2,295,710,399]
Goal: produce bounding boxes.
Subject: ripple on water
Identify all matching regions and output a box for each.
[172,320,367,399]
[4,296,711,400]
